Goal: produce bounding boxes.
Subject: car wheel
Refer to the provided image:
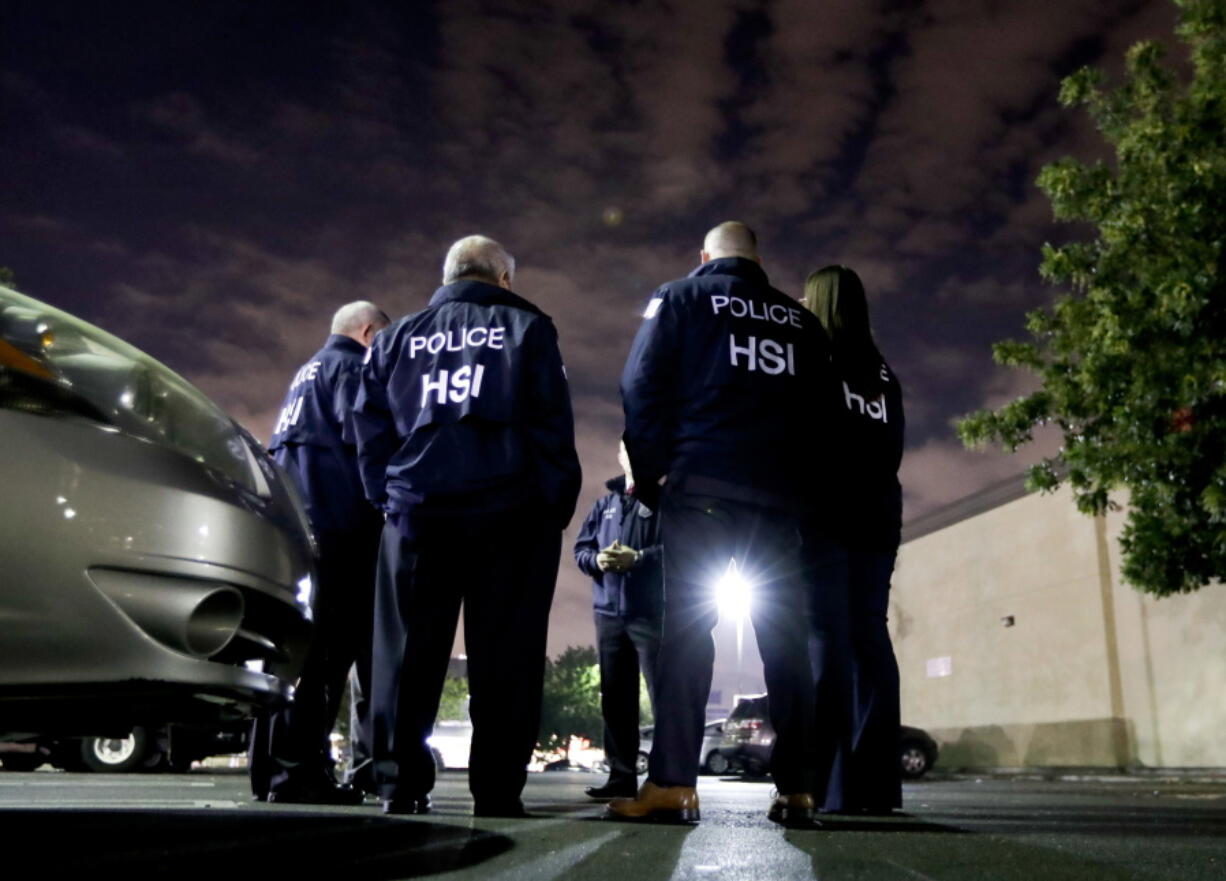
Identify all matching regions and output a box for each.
[0,753,45,772]
[635,751,648,775]
[80,727,153,773]
[703,751,731,775]
[899,741,931,779]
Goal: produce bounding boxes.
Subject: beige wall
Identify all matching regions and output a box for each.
[892,485,1226,769]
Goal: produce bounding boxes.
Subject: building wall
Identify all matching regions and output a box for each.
[892,484,1226,769]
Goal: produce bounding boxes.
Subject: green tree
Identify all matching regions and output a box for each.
[959,0,1226,596]
[538,645,603,759]
[436,674,469,721]
[0,267,14,286]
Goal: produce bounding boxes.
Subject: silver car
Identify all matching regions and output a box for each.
[637,719,731,775]
[0,284,314,745]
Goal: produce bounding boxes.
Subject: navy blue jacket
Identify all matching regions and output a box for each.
[836,360,905,551]
[268,334,381,534]
[620,257,839,512]
[353,280,581,529]
[573,476,663,620]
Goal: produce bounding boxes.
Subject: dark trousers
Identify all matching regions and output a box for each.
[807,536,853,810]
[648,491,816,792]
[259,526,379,795]
[370,510,560,805]
[846,549,901,811]
[595,612,660,788]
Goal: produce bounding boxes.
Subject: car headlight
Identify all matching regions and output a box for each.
[0,284,267,496]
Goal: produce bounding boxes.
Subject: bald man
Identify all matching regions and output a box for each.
[614,222,841,826]
[256,300,391,804]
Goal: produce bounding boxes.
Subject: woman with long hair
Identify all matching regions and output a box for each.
[802,264,905,814]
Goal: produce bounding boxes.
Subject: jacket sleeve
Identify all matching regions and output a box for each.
[523,316,582,529]
[352,343,397,511]
[333,361,364,449]
[619,288,681,510]
[573,497,606,580]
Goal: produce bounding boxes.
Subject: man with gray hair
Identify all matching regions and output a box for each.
[254,300,392,804]
[355,235,581,817]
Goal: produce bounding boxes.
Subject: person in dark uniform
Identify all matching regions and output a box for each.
[802,265,905,814]
[574,441,663,800]
[354,235,581,818]
[254,300,391,804]
[610,221,842,826]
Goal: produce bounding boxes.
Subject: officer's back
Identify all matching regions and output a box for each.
[621,234,834,511]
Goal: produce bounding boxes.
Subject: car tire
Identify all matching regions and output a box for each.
[899,740,931,779]
[635,751,648,775]
[703,751,731,775]
[0,753,45,772]
[79,727,154,773]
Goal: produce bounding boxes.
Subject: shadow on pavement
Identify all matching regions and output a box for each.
[0,809,513,878]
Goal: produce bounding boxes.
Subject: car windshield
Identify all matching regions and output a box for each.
[728,697,768,720]
[0,285,264,495]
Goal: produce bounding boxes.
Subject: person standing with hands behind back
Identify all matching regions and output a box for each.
[802,265,905,814]
[574,441,663,801]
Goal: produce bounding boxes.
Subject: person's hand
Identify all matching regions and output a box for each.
[598,541,639,573]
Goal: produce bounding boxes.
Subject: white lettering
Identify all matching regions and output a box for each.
[730,335,797,377]
[420,363,487,408]
[274,395,305,435]
[729,334,756,371]
[421,370,448,406]
[758,338,786,375]
[843,381,888,422]
[289,360,322,391]
[407,326,507,358]
[448,365,471,402]
[709,295,803,328]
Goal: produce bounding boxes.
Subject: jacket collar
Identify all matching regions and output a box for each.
[688,256,769,286]
[324,334,367,356]
[429,279,544,316]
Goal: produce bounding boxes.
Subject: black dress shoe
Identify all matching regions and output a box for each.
[585,783,637,800]
[382,795,431,815]
[473,800,530,818]
[267,779,363,806]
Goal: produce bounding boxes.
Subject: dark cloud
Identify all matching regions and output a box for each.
[0,0,1185,650]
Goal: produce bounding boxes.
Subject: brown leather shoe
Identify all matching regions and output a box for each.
[606,781,700,824]
[767,792,819,827]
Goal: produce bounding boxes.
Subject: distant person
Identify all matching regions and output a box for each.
[611,221,842,826]
[354,235,581,817]
[802,265,905,814]
[255,300,390,804]
[574,441,663,800]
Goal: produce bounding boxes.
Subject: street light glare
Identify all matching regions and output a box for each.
[715,558,752,622]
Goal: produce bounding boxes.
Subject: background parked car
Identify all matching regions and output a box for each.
[718,693,940,779]
[0,722,249,773]
[637,719,730,775]
[0,284,314,746]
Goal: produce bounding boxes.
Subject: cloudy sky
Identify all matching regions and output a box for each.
[1,0,1183,652]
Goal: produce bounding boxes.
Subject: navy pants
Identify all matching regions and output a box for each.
[807,536,853,810]
[595,612,660,789]
[648,491,816,793]
[370,509,559,806]
[256,525,380,797]
[847,549,901,811]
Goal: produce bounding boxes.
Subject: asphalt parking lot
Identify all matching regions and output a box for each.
[1,768,1223,879]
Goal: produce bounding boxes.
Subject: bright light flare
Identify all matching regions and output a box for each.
[715,558,753,622]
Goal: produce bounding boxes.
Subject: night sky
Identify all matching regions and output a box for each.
[0,0,1183,652]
